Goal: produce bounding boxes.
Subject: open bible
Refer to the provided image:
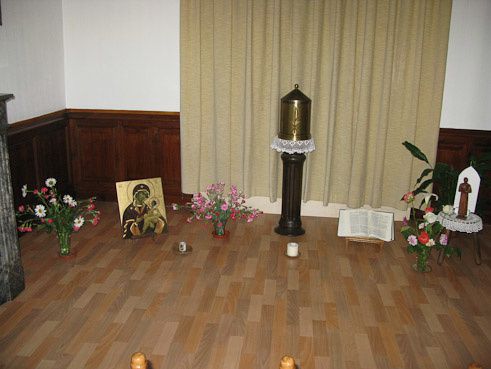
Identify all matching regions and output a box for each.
[337,209,394,242]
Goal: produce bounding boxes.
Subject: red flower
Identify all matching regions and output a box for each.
[425,207,434,214]
[33,189,39,195]
[402,192,414,203]
[418,231,430,245]
[87,203,96,210]
[47,218,54,224]
[41,187,48,194]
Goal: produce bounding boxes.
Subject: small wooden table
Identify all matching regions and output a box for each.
[437,212,483,265]
[345,237,384,251]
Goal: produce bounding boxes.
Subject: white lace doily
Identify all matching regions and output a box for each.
[437,212,483,233]
[271,136,316,154]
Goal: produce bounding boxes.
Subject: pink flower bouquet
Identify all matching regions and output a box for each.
[172,182,262,236]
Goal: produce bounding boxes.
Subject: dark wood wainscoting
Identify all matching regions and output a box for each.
[7,110,489,220]
[7,110,71,206]
[67,109,185,203]
[437,128,491,222]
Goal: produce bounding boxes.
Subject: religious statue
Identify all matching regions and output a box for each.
[457,177,472,219]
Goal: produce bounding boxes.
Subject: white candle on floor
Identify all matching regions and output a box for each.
[287,242,299,257]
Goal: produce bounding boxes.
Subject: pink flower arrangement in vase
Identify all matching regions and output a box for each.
[172,182,262,237]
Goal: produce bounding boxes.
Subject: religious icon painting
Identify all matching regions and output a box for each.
[115,177,168,239]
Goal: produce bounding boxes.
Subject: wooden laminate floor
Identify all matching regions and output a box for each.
[1,202,490,369]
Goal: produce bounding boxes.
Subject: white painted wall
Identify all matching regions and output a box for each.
[62,0,180,111]
[0,0,66,123]
[440,0,491,131]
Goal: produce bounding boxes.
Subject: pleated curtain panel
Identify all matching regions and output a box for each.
[180,0,452,210]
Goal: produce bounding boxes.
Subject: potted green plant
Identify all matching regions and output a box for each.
[402,141,458,213]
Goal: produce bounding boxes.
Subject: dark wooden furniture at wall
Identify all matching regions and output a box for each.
[7,109,185,206]
[67,109,184,203]
[437,128,491,223]
[7,110,71,206]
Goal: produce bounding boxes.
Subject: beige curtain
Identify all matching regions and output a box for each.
[180,0,451,210]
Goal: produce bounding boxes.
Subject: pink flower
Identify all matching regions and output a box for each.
[205,214,213,220]
[439,233,448,246]
[73,226,80,232]
[18,205,25,212]
[402,216,408,226]
[87,203,96,210]
[407,235,418,246]
[217,222,223,228]
[33,189,39,195]
[402,192,414,203]
[41,187,48,194]
[221,203,229,211]
[92,217,100,226]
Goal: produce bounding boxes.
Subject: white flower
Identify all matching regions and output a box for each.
[63,195,73,204]
[423,193,439,207]
[443,205,454,215]
[21,185,27,198]
[68,199,77,207]
[45,178,57,188]
[73,216,85,228]
[424,212,438,224]
[49,198,57,204]
[426,239,435,247]
[34,204,46,218]
[419,223,425,229]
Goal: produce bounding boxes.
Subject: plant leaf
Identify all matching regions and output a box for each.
[413,178,433,196]
[402,141,430,164]
[416,168,433,185]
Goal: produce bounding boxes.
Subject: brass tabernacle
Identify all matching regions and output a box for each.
[278,84,311,141]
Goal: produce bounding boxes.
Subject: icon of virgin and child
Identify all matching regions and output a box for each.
[116,179,168,239]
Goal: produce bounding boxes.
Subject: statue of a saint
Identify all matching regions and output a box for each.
[457,177,472,219]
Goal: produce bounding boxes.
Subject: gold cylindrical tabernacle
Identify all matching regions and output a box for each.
[278,84,311,141]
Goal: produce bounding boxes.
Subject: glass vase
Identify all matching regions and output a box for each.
[56,228,72,256]
[413,250,432,272]
[212,219,228,238]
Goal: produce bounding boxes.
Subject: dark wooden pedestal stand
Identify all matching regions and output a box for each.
[275,152,306,236]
